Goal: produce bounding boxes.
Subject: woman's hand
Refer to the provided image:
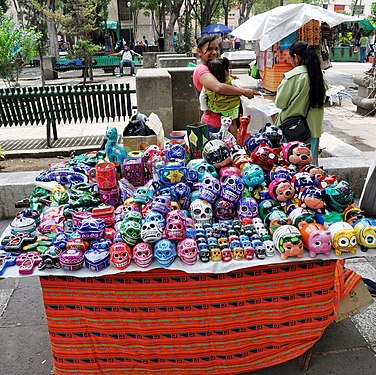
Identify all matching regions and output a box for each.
[242,88,262,99]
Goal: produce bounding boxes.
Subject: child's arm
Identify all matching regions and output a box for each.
[199,87,210,113]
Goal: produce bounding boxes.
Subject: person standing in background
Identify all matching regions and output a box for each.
[142,36,149,49]
[157,34,165,52]
[359,32,369,63]
[173,32,177,51]
[234,37,241,50]
[275,41,328,165]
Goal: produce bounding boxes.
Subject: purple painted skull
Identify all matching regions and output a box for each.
[213,198,236,221]
[151,195,171,215]
[220,175,244,203]
[237,197,259,220]
[198,174,221,204]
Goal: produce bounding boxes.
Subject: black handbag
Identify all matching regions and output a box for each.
[281,107,310,142]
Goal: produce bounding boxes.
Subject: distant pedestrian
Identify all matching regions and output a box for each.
[234,37,241,50]
[142,36,148,50]
[157,34,165,52]
[359,32,368,63]
[173,32,177,50]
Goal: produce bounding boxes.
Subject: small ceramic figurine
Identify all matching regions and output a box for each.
[300,222,331,258]
[281,141,312,170]
[273,225,304,260]
[353,218,376,252]
[237,114,251,146]
[327,221,357,256]
[105,126,128,165]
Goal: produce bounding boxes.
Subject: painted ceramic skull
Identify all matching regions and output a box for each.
[210,248,222,262]
[237,197,259,220]
[119,220,141,246]
[151,195,171,215]
[263,240,276,257]
[154,239,176,267]
[221,247,232,262]
[213,198,236,221]
[190,199,213,225]
[164,219,186,241]
[144,211,166,230]
[232,247,244,261]
[166,210,186,223]
[133,242,153,268]
[172,183,191,210]
[243,246,255,260]
[192,162,218,182]
[220,175,244,203]
[177,238,198,265]
[198,174,221,204]
[141,221,163,243]
[133,186,154,205]
[110,242,132,270]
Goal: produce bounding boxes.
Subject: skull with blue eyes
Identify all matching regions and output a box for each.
[237,197,259,220]
[144,211,166,230]
[192,161,218,182]
[133,186,154,205]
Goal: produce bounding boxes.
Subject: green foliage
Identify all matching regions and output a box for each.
[371,3,376,24]
[0,0,9,13]
[0,13,41,86]
[71,38,101,60]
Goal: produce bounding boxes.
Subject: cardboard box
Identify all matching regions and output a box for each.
[335,280,374,322]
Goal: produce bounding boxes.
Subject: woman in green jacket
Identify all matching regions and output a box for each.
[275,41,328,165]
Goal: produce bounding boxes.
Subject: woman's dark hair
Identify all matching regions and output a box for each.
[289,41,326,108]
[207,57,230,83]
[196,34,218,51]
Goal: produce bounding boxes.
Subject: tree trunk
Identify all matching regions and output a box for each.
[47,0,59,57]
[40,54,45,86]
[165,0,184,52]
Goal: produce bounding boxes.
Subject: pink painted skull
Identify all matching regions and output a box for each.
[164,219,186,241]
[110,242,132,270]
[133,242,153,268]
[221,247,232,262]
[177,238,198,265]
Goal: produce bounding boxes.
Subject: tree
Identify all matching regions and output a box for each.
[238,0,257,26]
[192,0,222,29]
[56,0,102,84]
[0,0,9,12]
[0,12,41,87]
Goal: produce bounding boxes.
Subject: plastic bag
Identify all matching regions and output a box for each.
[123,113,156,136]
[250,64,260,79]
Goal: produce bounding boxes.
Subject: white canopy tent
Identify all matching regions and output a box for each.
[231,4,362,51]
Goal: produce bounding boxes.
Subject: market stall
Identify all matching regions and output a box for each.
[231,4,363,92]
[0,117,374,374]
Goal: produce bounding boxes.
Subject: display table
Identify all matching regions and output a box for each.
[40,259,360,375]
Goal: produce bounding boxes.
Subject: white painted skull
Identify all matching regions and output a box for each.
[190,199,213,225]
[263,240,276,257]
[141,221,163,243]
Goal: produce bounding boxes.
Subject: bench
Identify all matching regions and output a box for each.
[55,55,143,75]
[0,83,136,147]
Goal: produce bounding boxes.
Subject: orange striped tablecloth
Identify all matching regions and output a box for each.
[40,259,361,375]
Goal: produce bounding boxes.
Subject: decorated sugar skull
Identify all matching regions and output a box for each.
[198,246,210,262]
[239,234,251,247]
[202,139,232,168]
[299,186,326,213]
[268,178,296,203]
[241,164,265,191]
[244,134,272,155]
[192,161,218,182]
[166,209,186,223]
[213,198,236,221]
[232,246,244,261]
[300,223,331,258]
[325,180,354,212]
[237,197,259,220]
[154,239,176,267]
[273,225,304,260]
[327,221,357,256]
[110,242,132,270]
[133,242,153,268]
[219,166,241,183]
[243,246,255,260]
[78,217,106,240]
[190,199,213,225]
[291,172,315,192]
[157,162,188,187]
[122,201,142,214]
[220,175,244,203]
[281,142,312,166]
[133,186,154,205]
[263,240,276,257]
[164,219,186,241]
[144,211,166,230]
[123,210,143,225]
[144,145,162,160]
[353,218,376,252]
[177,238,198,265]
[165,144,187,164]
[172,183,191,210]
[151,195,171,215]
[119,220,141,246]
[210,247,222,262]
[251,144,278,171]
[221,247,232,262]
[198,174,221,204]
[141,221,163,243]
[252,239,266,259]
[261,123,283,148]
